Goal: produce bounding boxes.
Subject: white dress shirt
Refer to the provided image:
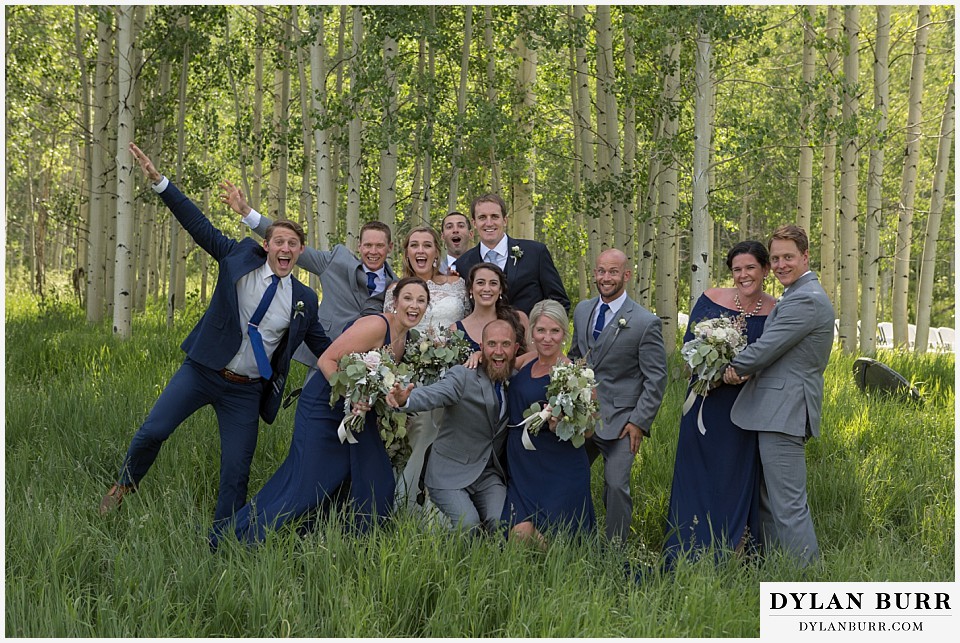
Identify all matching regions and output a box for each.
[479,235,510,271]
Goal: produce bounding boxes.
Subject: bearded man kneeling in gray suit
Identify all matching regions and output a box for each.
[387,319,519,534]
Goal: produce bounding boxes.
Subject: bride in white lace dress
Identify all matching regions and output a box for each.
[384,226,469,511]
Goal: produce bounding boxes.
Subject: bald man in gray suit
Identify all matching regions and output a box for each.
[569,249,667,543]
[724,225,834,567]
[388,319,518,534]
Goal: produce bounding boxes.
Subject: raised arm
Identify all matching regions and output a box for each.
[317,314,390,379]
[130,143,236,260]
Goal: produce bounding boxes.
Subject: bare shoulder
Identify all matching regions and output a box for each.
[704,287,733,307]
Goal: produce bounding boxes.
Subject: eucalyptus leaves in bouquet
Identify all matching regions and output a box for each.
[403,327,473,385]
[515,359,598,450]
[328,348,405,445]
[679,315,748,434]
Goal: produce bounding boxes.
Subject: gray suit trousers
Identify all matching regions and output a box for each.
[758,431,819,566]
[586,433,635,542]
[428,463,506,535]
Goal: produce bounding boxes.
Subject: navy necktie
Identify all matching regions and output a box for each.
[495,381,505,417]
[593,302,610,341]
[366,271,377,296]
[248,274,280,379]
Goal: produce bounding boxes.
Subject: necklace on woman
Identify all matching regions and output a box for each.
[734,292,764,318]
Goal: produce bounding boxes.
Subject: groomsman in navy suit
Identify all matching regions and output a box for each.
[453,194,570,315]
[438,211,473,276]
[99,144,330,526]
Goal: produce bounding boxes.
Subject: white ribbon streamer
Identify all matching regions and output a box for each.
[521,426,537,451]
[337,418,359,444]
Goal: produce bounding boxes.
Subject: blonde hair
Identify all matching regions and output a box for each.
[401,226,442,279]
[527,299,568,346]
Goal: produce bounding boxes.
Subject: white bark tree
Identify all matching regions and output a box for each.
[915,81,954,352]
[690,18,713,309]
[113,5,135,338]
[892,5,931,348]
[837,6,860,354]
[860,5,890,354]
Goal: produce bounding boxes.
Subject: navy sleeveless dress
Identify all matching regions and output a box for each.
[455,320,481,352]
[219,315,397,545]
[663,294,764,565]
[500,360,595,535]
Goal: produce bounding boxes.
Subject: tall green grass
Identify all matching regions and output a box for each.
[4,294,954,636]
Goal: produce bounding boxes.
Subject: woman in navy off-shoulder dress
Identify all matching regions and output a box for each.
[501,300,595,543]
[213,278,430,547]
[664,241,776,566]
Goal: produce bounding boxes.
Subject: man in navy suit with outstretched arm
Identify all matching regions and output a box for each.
[99,143,330,527]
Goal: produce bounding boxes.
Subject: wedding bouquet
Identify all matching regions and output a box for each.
[679,315,747,434]
[515,360,598,450]
[328,348,405,445]
[402,326,473,385]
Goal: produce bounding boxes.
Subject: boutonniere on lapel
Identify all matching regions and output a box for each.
[510,245,523,266]
[293,300,305,320]
[615,317,628,338]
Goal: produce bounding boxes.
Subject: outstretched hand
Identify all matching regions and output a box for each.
[219,180,252,217]
[129,143,161,184]
[386,381,415,409]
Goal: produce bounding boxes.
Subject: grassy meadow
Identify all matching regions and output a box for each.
[4,286,955,637]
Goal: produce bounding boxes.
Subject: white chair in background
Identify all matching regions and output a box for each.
[677,312,690,333]
[937,327,954,352]
[877,322,894,349]
[907,324,917,349]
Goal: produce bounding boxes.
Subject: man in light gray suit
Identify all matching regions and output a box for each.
[221,181,397,369]
[387,319,518,534]
[724,224,834,567]
[569,249,667,542]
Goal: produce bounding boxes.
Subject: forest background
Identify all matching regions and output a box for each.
[3,4,955,350]
[2,4,956,638]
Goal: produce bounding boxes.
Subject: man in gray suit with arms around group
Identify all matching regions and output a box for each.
[221,181,397,380]
[387,319,519,535]
[569,249,667,543]
[723,224,833,567]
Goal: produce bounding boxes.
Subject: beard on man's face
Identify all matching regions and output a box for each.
[483,356,514,383]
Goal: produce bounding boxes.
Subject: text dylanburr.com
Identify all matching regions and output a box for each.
[761,582,955,639]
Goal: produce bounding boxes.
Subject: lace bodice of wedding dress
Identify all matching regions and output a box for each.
[384,278,469,334]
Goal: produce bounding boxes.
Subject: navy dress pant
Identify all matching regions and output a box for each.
[118,357,263,524]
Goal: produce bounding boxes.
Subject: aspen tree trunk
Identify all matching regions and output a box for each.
[87,8,112,323]
[331,6,347,227]
[861,5,890,354]
[168,12,190,326]
[892,6,931,348]
[484,6,501,194]
[838,6,860,353]
[104,67,119,322]
[597,5,623,250]
[270,8,292,221]
[294,6,313,245]
[512,10,537,239]
[411,37,426,223]
[573,5,598,270]
[422,7,437,224]
[639,114,663,309]
[74,6,92,309]
[113,5,135,338]
[796,8,816,232]
[311,7,334,252]
[915,81,954,352]
[251,10,264,211]
[820,6,840,307]
[593,6,613,248]
[448,6,472,214]
[567,20,589,302]
[346,7,363,246]
[656,38,681,354]
[379,34,399,226]
[224,11,253,202]
[623,10,638,298]
[740,164,750,242]
[690,20,712,309]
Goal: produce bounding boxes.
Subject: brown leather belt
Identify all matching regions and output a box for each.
[218,368,261,384]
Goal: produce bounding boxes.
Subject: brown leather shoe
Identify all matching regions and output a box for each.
[99,483,135,516]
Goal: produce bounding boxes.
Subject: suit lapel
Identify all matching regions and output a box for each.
[592,298,633,364]
[478,370,499,431]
